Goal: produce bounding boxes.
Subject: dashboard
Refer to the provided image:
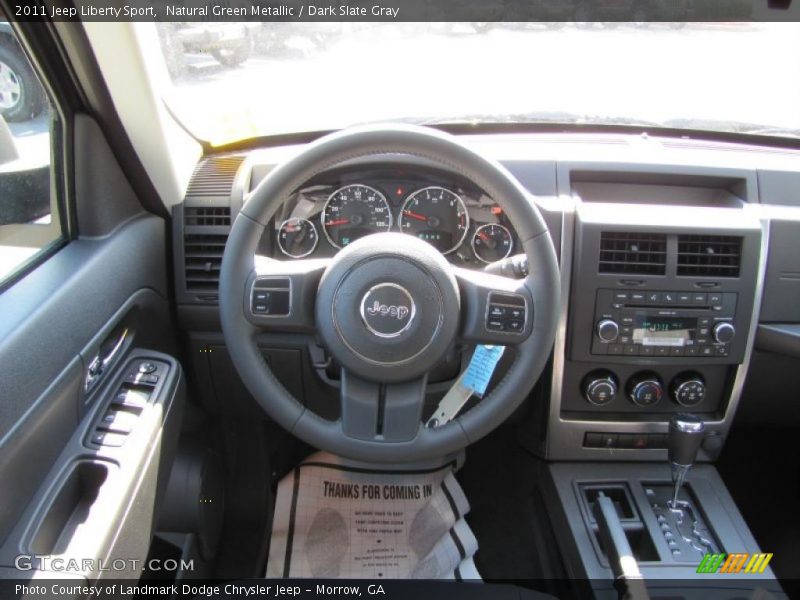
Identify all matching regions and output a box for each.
[174,131,800,465]
[249,165,519,268]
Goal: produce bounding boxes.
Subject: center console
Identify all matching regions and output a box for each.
[538,172,783,597]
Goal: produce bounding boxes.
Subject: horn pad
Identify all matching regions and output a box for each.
[315,233,460,383]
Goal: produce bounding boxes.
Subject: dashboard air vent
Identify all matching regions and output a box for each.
[677,234,742,278]
[184,206,231,226]
[184,233,227,291]
[599,232,667,275]
[185,155,244,197]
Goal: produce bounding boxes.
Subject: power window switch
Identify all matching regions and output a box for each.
[112,388,150,410]
[99,410,136,435]
[90,430,127,447]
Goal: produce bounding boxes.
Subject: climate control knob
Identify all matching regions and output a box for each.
[583,371,618,406]
[713,322,735,344]
[596,319,620,343]
[671,373,706,407]
[627,373,663,408]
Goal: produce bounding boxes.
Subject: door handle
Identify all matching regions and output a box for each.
[84,327,129,392]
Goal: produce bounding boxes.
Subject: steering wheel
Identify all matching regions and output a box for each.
[219,125,559,462]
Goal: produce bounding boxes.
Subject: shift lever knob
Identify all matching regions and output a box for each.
[668,414,706,466]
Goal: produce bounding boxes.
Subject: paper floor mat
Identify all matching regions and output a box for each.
[266,452,480,580]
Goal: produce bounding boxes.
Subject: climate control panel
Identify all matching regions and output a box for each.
[576,368,714,414]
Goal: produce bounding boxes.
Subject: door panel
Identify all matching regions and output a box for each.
[0,106,183,582]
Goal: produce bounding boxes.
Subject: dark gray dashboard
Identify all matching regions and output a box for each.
[170,131,800,463]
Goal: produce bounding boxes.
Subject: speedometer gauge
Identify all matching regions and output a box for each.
[277,218,318,258]
[398,187,469,254]
[322,184,392,249]
[472,223,513,264]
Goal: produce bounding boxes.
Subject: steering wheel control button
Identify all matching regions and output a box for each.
[251,277,291,316]
[360,283,416,338]
[485,292,527,334]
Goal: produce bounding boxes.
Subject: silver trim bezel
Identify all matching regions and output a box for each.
[484,290,529,336]
[276,217,319,259]
[471,223,514,264]
[545,195,770,461]
[321,184,393,250]
[398,186,470,255]
[359,282,417,339]
[249,276,293,318]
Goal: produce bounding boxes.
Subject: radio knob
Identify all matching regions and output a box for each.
[583,372,618,406]
[597,319,620,342]
[627,373,663,408]
[713,322,735,344]
[671,373,706,407]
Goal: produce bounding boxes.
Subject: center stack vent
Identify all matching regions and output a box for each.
[598,232,667,275]
[677,234,742,278]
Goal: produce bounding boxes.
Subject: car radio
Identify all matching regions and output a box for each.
[591,289,737,358]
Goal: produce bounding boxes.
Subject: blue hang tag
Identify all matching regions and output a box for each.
[461,345,506,397]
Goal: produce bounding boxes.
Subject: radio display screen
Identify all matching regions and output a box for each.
[632,316,697,347]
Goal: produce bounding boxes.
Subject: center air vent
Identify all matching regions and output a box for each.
[184,233,227,291]
[677,234,742,278]
[599,232,667,275]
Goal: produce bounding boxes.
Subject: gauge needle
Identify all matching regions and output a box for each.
[478,232,490,242]
[325,219,349,227]
[403,210,427,222]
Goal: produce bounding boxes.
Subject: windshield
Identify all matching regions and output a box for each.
[153,22,800,145]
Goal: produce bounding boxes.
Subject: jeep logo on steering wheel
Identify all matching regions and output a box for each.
[360,283,416,338]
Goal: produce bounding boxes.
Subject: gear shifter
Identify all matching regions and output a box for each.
[668,414,705,508]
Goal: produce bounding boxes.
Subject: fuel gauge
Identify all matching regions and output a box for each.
[277,218,318,258]
[472,223,513,264]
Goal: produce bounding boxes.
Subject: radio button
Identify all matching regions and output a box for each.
[686,346,699,356]
[624,345,640,356]
[655,347,669,356]
[708,293,723,305]
[715,345,729,357]
[662,292,677,304]
[713,322,735,343]
[609,344,624,355]
[640,346,655,356]
[645,291,662,304]
[597,319,620,342]
[630,292,646,303]
[692,293,708,305]
[700,346,714,356]
[677,293,692,304]
[613,291,630,302]
[670,347,685,356]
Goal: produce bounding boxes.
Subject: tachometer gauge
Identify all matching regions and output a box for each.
[322,184,392,249]
[277,217,318,258]
[398,187,469,254]
[472,223,513,264]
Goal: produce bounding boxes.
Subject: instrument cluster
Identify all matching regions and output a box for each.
[265,167,518,268]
